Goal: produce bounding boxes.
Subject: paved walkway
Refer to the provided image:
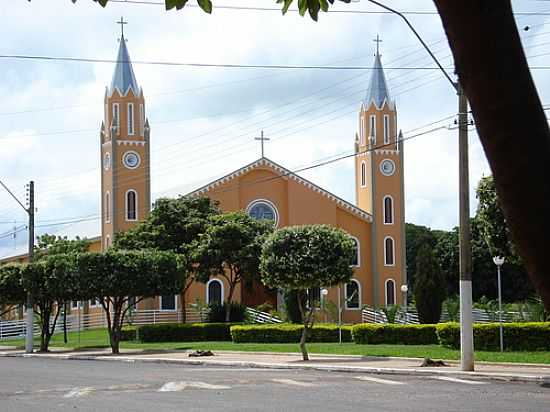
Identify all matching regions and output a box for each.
[1,346,549,383]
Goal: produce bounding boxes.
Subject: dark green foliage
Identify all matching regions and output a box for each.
[193,211,274,322]
[436,322,550,351]
[0,265,26,314]
[283,290,305,324]
[207,302,247,323]
[352,324,438,345]
[76,250,185,353]
[414,245,446,324]
[405,223,437,295]
[120,326,138,341]
[230,324,353,343]
[138,323,235,342]
[34,234,90,262]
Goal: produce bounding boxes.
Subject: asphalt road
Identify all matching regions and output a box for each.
[0,357,548,412]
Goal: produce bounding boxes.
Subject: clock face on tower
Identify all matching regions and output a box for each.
[380,159,396,176]
[123,151,141,169]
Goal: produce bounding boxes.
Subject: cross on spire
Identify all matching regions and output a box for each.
[254,130,270,158]
[117,16,128,39]
[373,34,382,56]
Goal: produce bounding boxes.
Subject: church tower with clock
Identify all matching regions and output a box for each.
[355,43,406,307]
[100,24,150,251]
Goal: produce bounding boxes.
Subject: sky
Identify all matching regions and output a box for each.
[0,0,549,258]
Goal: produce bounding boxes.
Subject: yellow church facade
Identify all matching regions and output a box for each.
[1,35,406,324]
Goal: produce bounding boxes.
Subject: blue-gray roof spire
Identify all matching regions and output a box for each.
[364,41,392,109]
[110,31,139,96]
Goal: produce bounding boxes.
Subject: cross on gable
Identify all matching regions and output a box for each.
[254,130,270,158]
[117,16,128,39]
[373,34,382,55]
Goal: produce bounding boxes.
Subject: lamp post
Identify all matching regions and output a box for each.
[400,284,409,323]
[492,256,505,352]
[321,288,329,323]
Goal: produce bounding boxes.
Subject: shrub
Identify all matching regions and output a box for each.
[230,323,353,343]
[120,326,137,341]
[283,290,304,324]
[207,302,247,323]
[352,324,438,345]
[436,322,550,351]
[138,323,236,342]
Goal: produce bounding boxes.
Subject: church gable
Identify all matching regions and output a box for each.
[188,158,373,224]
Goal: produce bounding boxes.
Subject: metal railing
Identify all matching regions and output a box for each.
[246,307,282,324]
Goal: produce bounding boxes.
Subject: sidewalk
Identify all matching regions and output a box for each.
[1,346,549,384]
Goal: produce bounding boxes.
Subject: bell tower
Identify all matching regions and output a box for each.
[355,38,406,307]
[100,19,151,251]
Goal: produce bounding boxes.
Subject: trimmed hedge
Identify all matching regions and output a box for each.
[352,324,438,345]
[120,326,137,341]
[231,324,353,343]
[138,323,236,342]
[436,322,550,351]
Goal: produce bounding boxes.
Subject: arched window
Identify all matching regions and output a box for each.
[345,279,361,309]
[385,279,396,306]
[369,115,376,142]
[383,196,394,224]
[361,162,367,188]
[112,103,120,134]
[384,237,395,266]
[127,103,134,135]
[206,279,224,305]
[104,191,111,223]
[350,236,360,267]
[383,115,390,144]
[126,190,137,221]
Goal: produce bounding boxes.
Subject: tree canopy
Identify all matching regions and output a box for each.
[0,265,26,318]
[414,244,446,324]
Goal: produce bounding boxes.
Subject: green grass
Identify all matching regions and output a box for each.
[4,328,550,364]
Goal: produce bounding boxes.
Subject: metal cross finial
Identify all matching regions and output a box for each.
[254,130,270,158]
[374,34,382,56]
[117,16,128,39]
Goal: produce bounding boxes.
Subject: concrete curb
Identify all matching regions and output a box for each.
[1,351,548,384]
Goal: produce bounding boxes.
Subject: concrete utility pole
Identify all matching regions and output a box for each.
[0,179,35,353]
[458,86,473,370]
[25,181,35,354]
[366,0,475,371]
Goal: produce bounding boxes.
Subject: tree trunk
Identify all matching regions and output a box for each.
[40,307,50,353]
[225,283,235,323]
[433,0,550,311]
[296,291,309,361]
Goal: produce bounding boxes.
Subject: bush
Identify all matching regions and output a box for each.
[138,323,236,342]
[352,324,438,345]
[436,322,550,351]
[230,323,353,343]
[120,326,137,341]
[283,290,304,324]
[207,302,247,323]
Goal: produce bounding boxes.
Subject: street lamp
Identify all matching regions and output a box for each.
[492,256,505,352]
[400,284,408,323]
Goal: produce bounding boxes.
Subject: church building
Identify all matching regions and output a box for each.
[2,33,406,324]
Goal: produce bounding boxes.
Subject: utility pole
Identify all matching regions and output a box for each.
[25,181,35,354]
[458,86,473,370]
[366,0,475,371]
[0,179,35,353]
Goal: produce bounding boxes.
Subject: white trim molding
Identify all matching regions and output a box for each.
[384,236,395,266]
[360,161,367,188]
[206,278,224,305]
[345,279,362,310]
[383,195,394,225]
[125,189,138,221]
[385,278,396,306]
[349,235,360,267]
[159,295,178,312]
[117,140,146,147]
[127,102,135,136]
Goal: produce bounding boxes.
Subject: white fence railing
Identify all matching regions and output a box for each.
[246,307,282,324]
[361,306,535,325]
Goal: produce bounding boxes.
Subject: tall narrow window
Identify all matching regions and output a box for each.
[127,103,134,135]
[384,237,395,266]
[140,104,144,136]
[105,235,111,249]
[350,236,360,267]
[385,279,396,306]
[160,295,176,311]
[369,115,376,142]
[104,191,111,223]
[112,103,120,134]
[207,279,223,305]
[126,190,137,221]
[383,196,394,224]
[361,161,367,188]
[345,280,361,309]
[384,115,390,144]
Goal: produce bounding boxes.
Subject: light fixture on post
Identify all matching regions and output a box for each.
[492,256,505,352]
[400,284,409,322]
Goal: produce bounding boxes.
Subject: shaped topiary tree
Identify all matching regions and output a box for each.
[260,224,354,360]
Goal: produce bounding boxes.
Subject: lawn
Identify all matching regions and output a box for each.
[3,328,550,364]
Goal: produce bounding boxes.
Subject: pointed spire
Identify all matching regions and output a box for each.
[110,37,139,96]
[364,50,392,109]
